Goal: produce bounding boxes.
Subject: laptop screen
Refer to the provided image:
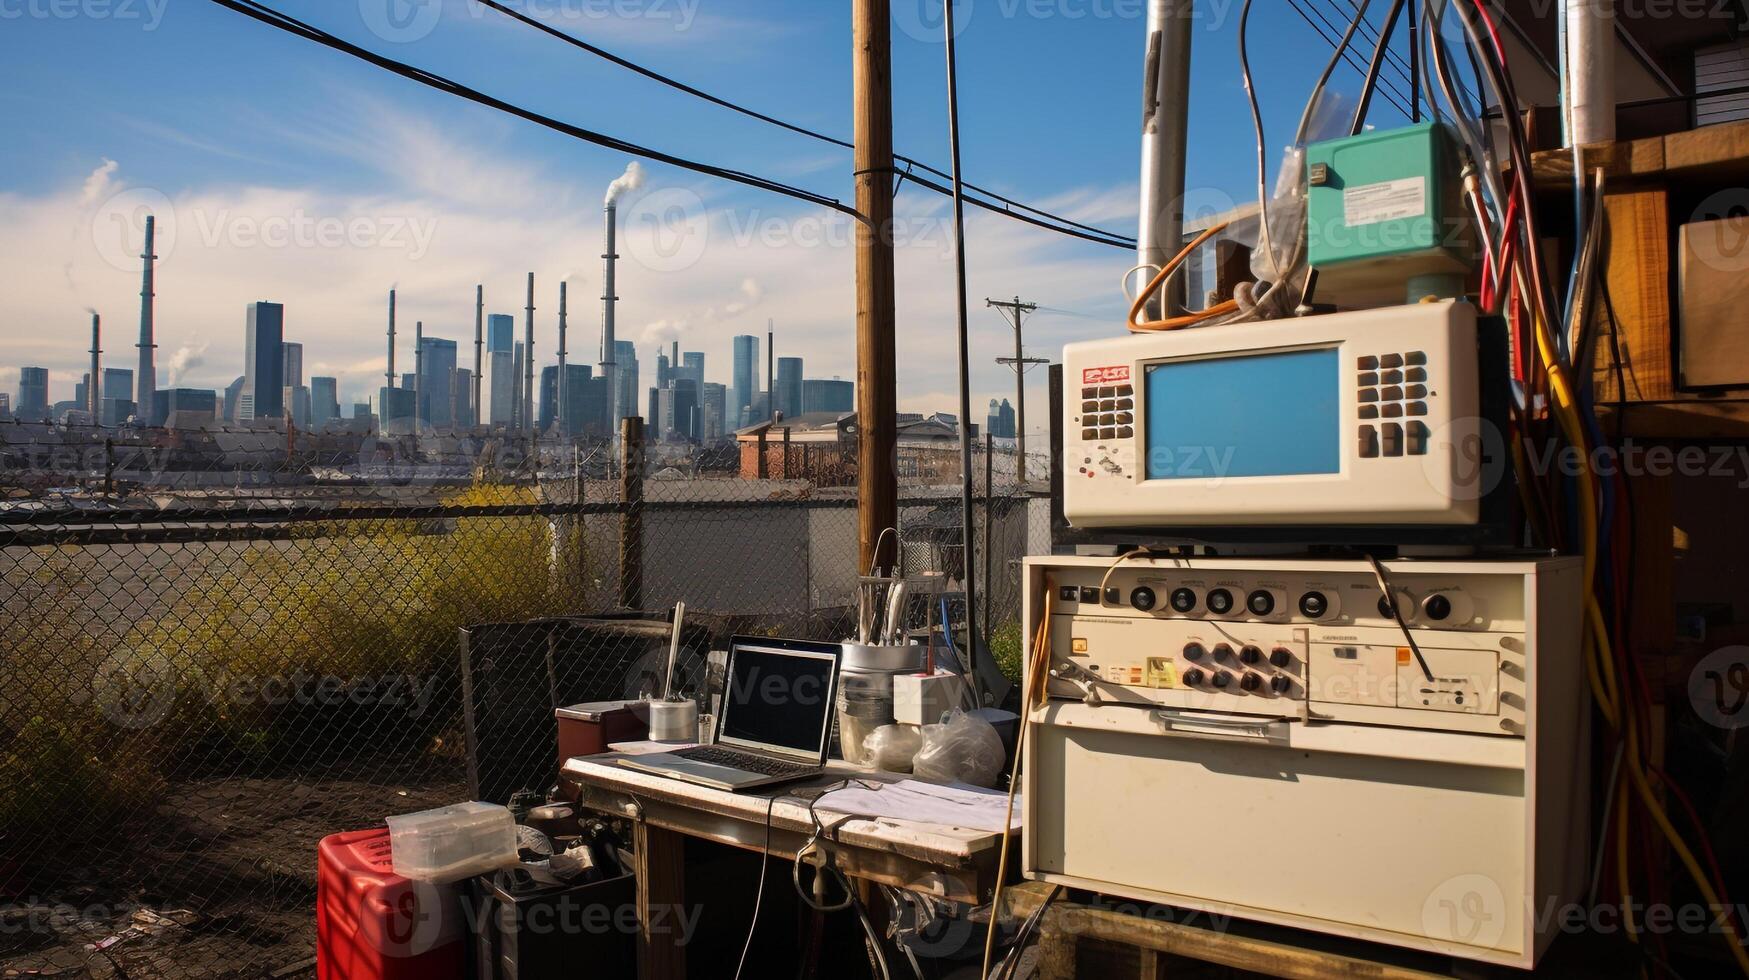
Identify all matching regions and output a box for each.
[718,640,839,760]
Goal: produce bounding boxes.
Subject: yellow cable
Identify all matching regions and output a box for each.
[1520,265,1749,975]
[1127,223,1232,333]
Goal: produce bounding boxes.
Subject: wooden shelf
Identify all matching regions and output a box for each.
[1531,119,1749,186]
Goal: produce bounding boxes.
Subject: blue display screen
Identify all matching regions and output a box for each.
[1144,348,1341,480]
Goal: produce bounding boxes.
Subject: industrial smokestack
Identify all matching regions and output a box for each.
[557,281,569,434]
[414,319,424,430]
[89,312,102,419]
[136,215,157,413]
[473,285,484,429]
[602,205,619,432]
[523,273,536,435]
[386,289,397,389]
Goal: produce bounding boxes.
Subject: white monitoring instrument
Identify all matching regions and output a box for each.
[1022,554,1585,968]
[1063,300,1482,528]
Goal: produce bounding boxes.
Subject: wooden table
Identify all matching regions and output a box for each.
[557,754,1016,980]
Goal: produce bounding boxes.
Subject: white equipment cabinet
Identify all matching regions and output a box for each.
[1021,554,1585,969]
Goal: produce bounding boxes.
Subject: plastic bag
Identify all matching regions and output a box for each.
[911,709,1005,788]
[863,724,923,773]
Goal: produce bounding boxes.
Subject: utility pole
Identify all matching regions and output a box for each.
[854,0,898,575]
[473,285,483,430]
[988,296,1046,485]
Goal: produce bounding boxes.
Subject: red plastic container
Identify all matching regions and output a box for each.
[316,828,466,980]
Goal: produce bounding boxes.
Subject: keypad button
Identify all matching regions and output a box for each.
[1115,398,1134,410]
[1115,412,1133,425]
[1358,371,1379,386]
[1382,422,1404,457]
[1099,386,1116,398]
[1100,428,1118,440]
[1382,369,1404,384]
[1382,403,1403,418]
[1100,399,1116,411]
[1116,426,1134,438]
[1116,384,1133,397]
[1358,404,1379,419]
[1380,353,1405,368]
[1082,428,1099,441]
[1405,384,1427,399]
[1082,387,1098,399]
[1405,351,1427,365]
[1380,385,1404,401]
[1407,401,1428,416]
[1359,425,1380,458]
[1406,367,1427,383]
[1407,421,1430,455]
[1082,400,1099,412]
[1358,388,1379,403]
[1357,355,1380,370]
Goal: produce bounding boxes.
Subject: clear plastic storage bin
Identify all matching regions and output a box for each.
[385,801,518,883]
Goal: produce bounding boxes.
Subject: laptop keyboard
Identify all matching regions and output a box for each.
[673,745,816,778]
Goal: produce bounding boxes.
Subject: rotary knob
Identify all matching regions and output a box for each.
[1422,593,1453,621]
[1130,586,1157,611]
[1183,668,1206,686]
[1240,645,1263,665]
[1270,675,1294,695]
[1246,590,1276,616]
[1211,672,1233,689]
[1170,588,1197,613]
[1240,672,1263,692]
[1212,643,1235,662]
[1298,591,1329,618]
[1206,589,1234,615]
[1183,642,1206,661]
[1269,647,1293,668]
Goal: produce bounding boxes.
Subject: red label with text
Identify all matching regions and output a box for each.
[1082,365,1131,385]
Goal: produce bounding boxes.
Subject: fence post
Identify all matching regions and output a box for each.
[104,438,115,496]
[619,417,644,610]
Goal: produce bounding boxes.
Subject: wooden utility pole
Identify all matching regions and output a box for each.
[988,297,1046,485]
[854,0,898,575]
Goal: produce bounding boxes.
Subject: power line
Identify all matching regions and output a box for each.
[1286,0,1415,122]
[203,0,860,219]
[468,0,1135,246]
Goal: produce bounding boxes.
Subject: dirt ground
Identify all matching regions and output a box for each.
[1,772,467,979]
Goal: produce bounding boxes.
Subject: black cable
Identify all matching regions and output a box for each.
[1286,0,1414,122]
[1349,0,1409,134]
[878,168,1135,251]
[733,793,777,980]
[469,0,1135,246]
[1295,0,1379,145]
[1336,0,1418,95]
[203,0,861,221]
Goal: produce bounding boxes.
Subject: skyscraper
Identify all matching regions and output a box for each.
[311,377,339,427]
[487,314,515,354]
[701,382,726,442]
[732,334,758,424]
[654,350,670,390]
[418,337,458,427]
[612,340,639,426]
[775,357,803,420]
[17,367,49,421]
[284,385,311,428]
[451,368,473,428]
[482,349,516,428]
[680,352,705,387]
[985,398,1016,439]
[802,378,854,416]
[103,367,133,404]
[223,376,244,423]
[243,302,285,420]
[281,342,304,388]
[670,378,699,440]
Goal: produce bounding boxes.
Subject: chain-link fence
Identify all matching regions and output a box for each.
[0,419,1049,977]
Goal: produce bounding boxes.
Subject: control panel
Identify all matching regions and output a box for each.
[1062,300,1482,528]
[1026,555,1550,737]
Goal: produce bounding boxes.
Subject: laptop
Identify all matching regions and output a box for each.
[616,636,843,792]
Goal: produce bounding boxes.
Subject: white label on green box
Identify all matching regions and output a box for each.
[1343,176,1426,227]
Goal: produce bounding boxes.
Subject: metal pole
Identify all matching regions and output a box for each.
[1563,0,1616,146]
[524,273,537,436]
[942,0,981,672]
[619,416,644,609]
[558,281,569,434]
[983,429,993,638]
[1137,0,1193,319]
[854,0,898,577]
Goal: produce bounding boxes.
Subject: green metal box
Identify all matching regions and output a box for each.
[1304,122,1474,306]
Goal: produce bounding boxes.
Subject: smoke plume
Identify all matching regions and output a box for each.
[604,162,645,206]
[167,336,210,385]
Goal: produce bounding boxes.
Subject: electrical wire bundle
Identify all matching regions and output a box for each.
[1411,2,1749,975]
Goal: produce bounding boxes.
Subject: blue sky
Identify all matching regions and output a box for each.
[0,0,1421,421]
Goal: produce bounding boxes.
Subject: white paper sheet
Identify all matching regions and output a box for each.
[812,779,1021,834]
